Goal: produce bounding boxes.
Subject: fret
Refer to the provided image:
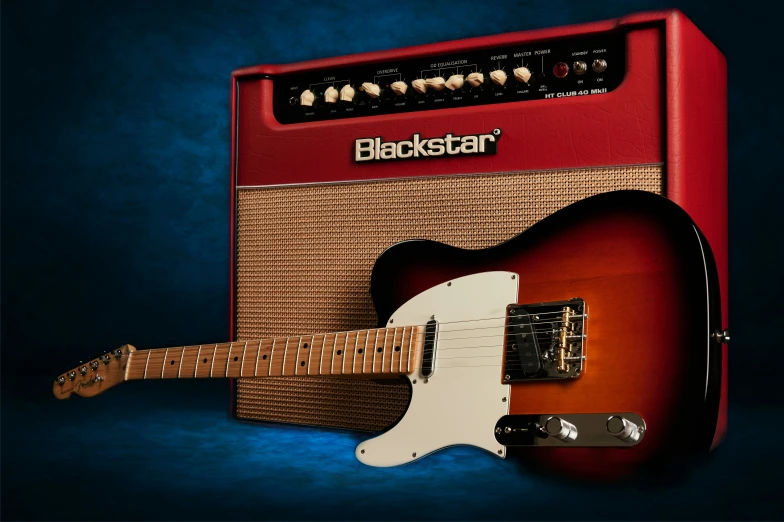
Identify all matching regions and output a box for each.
[268,339,276,376]
[209,344,218,377]
[255,339,272,376]
[280,337,299,377]
[251,340,262,377]
[330,332,345,375]
[196,345,215,378]
[389,328,399,373]
[399,328,409,373]
[344,331,358,375]
[351,330,360,374]
[327,333,337,375]
[373,329,386,374]
[307,334,322,376]
[319,334,332,375]
[194,346,202,378]
[352,330,365,374]
[177,346,186,377]
[143,350,152,379]
[366,329,379,374]
[178,346,200,379]
[294,336,306,376]
[212,343,231,377]
[226,342,244,378]
[146,350,167,380]
[240,341,248,377]
[362,330,371,374]
[162,347,184,379]
[278,337,289,377]
[407,327,415,372]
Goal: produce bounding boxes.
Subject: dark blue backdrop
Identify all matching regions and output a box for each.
[2,0,782,520]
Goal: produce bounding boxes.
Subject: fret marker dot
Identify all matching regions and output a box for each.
[300,361,305,366]
[358,348,363,354]
[304,343,309,349]
[395,346,401,352]
[263,355,267,360]
[233,356,238,361]
[337,350,342,355]
[377,347,383,353]
[170,360,175,365]
[203,358,208,363]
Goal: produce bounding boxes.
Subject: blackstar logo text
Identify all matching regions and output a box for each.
[354,128,502,163]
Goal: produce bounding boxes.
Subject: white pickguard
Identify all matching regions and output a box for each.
[356,271,517,467]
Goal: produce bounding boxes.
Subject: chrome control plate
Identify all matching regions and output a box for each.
[494,413,646,447]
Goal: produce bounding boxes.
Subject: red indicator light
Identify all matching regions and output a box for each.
[552,62,569,79]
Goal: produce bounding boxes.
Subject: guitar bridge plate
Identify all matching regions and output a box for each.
[503,298,585,383]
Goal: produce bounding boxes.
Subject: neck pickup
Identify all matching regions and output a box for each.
[502,298,586,383]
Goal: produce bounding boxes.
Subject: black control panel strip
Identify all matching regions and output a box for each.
[273,32,625,124]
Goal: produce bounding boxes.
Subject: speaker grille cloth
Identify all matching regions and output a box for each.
[234,165,662,431]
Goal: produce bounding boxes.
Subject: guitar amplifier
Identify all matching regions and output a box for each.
[229,9,728,447]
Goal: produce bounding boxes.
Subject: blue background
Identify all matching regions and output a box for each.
[2,0,782,520]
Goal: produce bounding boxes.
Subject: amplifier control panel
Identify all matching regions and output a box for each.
[272,32,625,124]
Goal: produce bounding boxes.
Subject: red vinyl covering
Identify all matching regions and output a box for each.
[229,9,728,449]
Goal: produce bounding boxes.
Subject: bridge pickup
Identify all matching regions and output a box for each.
[420,318,438,378]
[502,298,586,383]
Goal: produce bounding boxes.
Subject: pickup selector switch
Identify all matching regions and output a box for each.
[513,67,532,83]
[489,70,507,85]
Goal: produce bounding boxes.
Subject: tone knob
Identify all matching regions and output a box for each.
[606,416,641,443]
[426,77,446,91]
[465,72,484,87]
[339,84,355,102]
[390,81,408,96]
[445,74,464,91]
[513,66,532,83]
[324,86,338,104]
[544,416,578,442]
[299,89,314,106]
[411,79,427,94]
[360,82,380,98]
[489,69,507,86]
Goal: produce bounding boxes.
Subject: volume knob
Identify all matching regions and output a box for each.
[324,86,338,104]
[544,416,578,442]
[513,66,532,83]
[606,416,641,443]
[299,90,314,106]
[489,70,507,86]
[465,72,484,87]
[390,81,408,96]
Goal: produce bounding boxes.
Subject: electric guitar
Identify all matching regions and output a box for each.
[54,190,724,478]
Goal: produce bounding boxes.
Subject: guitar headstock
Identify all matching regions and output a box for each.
[53,344,136,399]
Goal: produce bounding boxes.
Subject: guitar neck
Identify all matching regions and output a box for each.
[124,326,423,381]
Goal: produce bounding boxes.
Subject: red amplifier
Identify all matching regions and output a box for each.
[229,9,728,451]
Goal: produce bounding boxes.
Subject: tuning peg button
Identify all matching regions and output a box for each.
[102,354,111,365]
[68,371,76,381]
[90,360,100,370]
[57,376,66,386]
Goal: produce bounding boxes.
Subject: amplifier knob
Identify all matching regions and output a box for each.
[411,78,428,94]
[606,416,641,443]
[324,86,338,104]
[465,72,484,87]
[513,66,532,83]
[299,89,315,106]
[360,82,381,98]
[445,74,464,90]
[426,77,446,91]
[489,69,507,86]
[339,84,355,102]
[390,81,408,96]
[544,416,578,442]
